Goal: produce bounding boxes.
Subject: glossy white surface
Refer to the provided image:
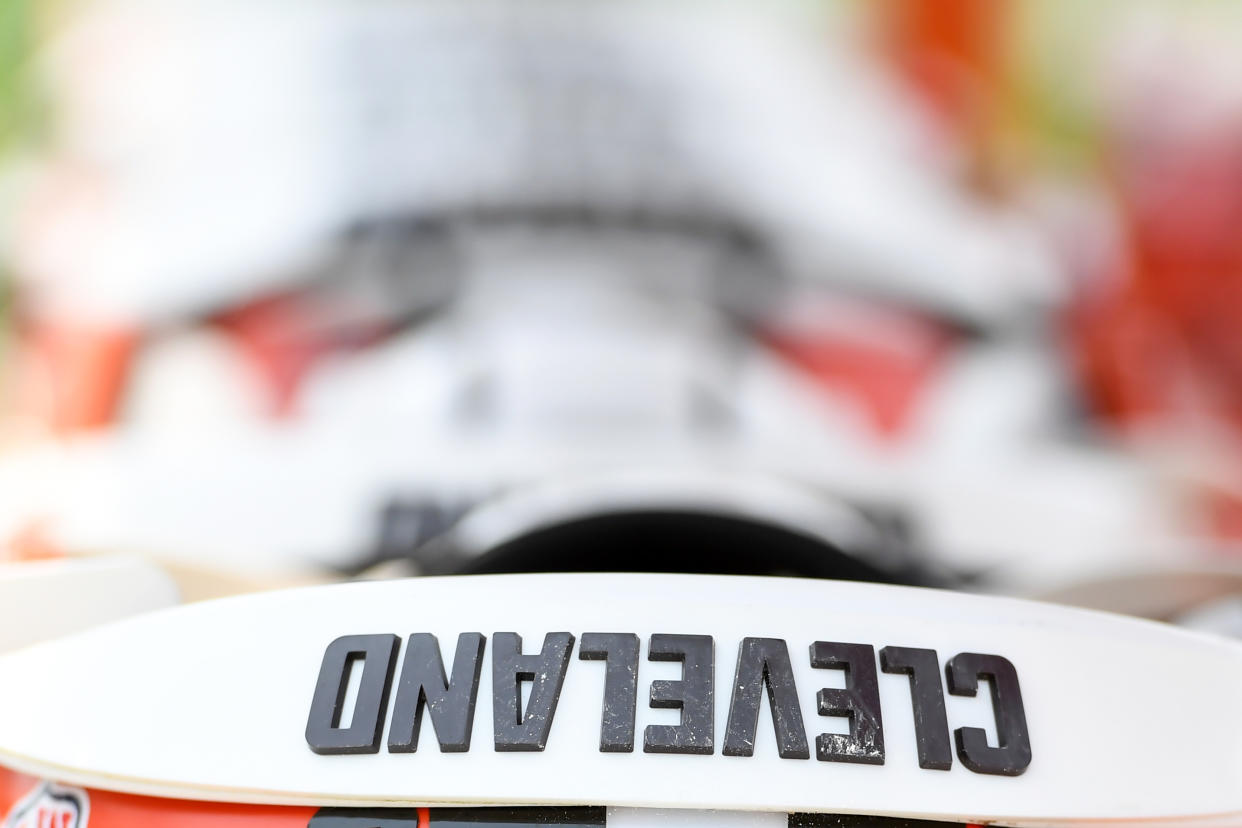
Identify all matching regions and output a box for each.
[0,557,177,652]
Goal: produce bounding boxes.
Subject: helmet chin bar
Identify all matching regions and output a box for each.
[0,574,1234,825]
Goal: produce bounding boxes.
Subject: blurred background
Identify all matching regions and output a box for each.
[4,0,1242,635]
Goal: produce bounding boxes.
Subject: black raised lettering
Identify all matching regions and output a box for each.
[643,634,714,755]
[579,632,640,753]
[308,808,421,827]
[388,633,486,753]
[723,637,809,759]
[431,807,606,826]
[789,815,964,828]
[306,634,399,755]
[309,807,605,827]
[946,652,1031,776]
[810,641,884,765]
[879,646,952,770]
[492,632,575,751]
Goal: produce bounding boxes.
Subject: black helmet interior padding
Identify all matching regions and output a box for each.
[453,510,936,585]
